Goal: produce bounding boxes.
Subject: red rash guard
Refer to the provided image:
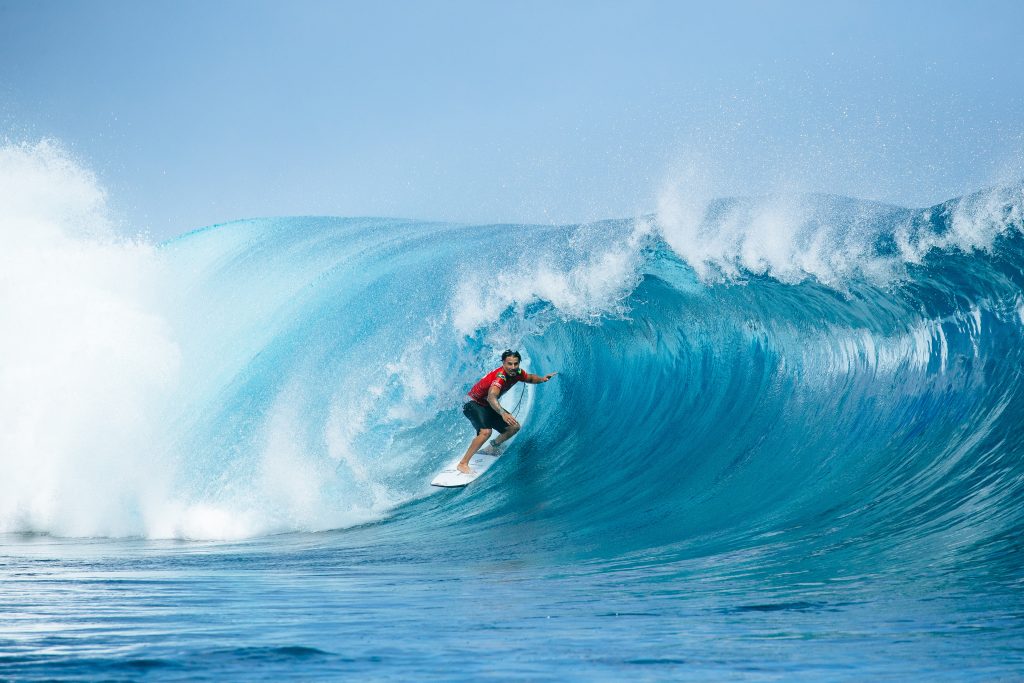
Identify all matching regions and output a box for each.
[468,367,533,406]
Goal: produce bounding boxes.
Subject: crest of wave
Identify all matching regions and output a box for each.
[894,183,1024,262]
[655,168,905,287]
[450,218,655,340]
[656,167,1024,287]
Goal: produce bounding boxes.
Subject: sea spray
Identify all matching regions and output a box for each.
[0,140,180,537]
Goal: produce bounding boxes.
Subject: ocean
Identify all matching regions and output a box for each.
[2,141,1024,679]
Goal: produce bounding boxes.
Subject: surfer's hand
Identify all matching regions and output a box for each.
[503,412,518,426]
[543,372,558,382]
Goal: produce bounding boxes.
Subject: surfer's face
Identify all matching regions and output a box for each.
[502,357,521,375]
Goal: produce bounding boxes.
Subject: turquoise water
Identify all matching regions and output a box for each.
[3,176,1024,678]
[2,527,1022,680]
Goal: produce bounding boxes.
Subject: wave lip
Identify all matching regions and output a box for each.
[656,181,1024,287]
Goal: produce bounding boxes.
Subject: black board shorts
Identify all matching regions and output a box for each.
[463,401,509,434]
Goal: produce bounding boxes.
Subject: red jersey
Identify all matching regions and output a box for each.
[468,367,530,405]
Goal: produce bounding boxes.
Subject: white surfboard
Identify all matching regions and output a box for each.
[431,451,501,488]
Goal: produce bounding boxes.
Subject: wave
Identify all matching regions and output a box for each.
[2,140,1024,585]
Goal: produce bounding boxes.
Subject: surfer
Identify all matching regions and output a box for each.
[457,350,557,475]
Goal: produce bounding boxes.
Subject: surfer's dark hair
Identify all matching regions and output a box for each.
[501,349,521,361]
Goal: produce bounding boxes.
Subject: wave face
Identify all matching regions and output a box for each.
[3,142,1024,589]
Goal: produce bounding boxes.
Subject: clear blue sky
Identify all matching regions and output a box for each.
[2,0,1023,240]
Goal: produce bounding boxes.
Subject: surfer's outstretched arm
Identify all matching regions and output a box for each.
[523,371,557,384]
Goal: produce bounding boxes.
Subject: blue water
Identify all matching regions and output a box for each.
[3,174,1024,679]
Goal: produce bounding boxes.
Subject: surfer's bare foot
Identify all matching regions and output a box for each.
[457,463,474,475]
[480,443,504,456]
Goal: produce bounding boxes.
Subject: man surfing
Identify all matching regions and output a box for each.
[458,350,557,475]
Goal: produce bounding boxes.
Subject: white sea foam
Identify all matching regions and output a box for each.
[450,218,654,337]
[656,170,1024,287]
[895,184,1024,263]
[0,140,181,537]
[657,172,894,286]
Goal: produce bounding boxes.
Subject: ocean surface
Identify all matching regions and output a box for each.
[2,142,1024,679]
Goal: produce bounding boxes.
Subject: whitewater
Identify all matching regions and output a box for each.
[2,140,1024,679]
